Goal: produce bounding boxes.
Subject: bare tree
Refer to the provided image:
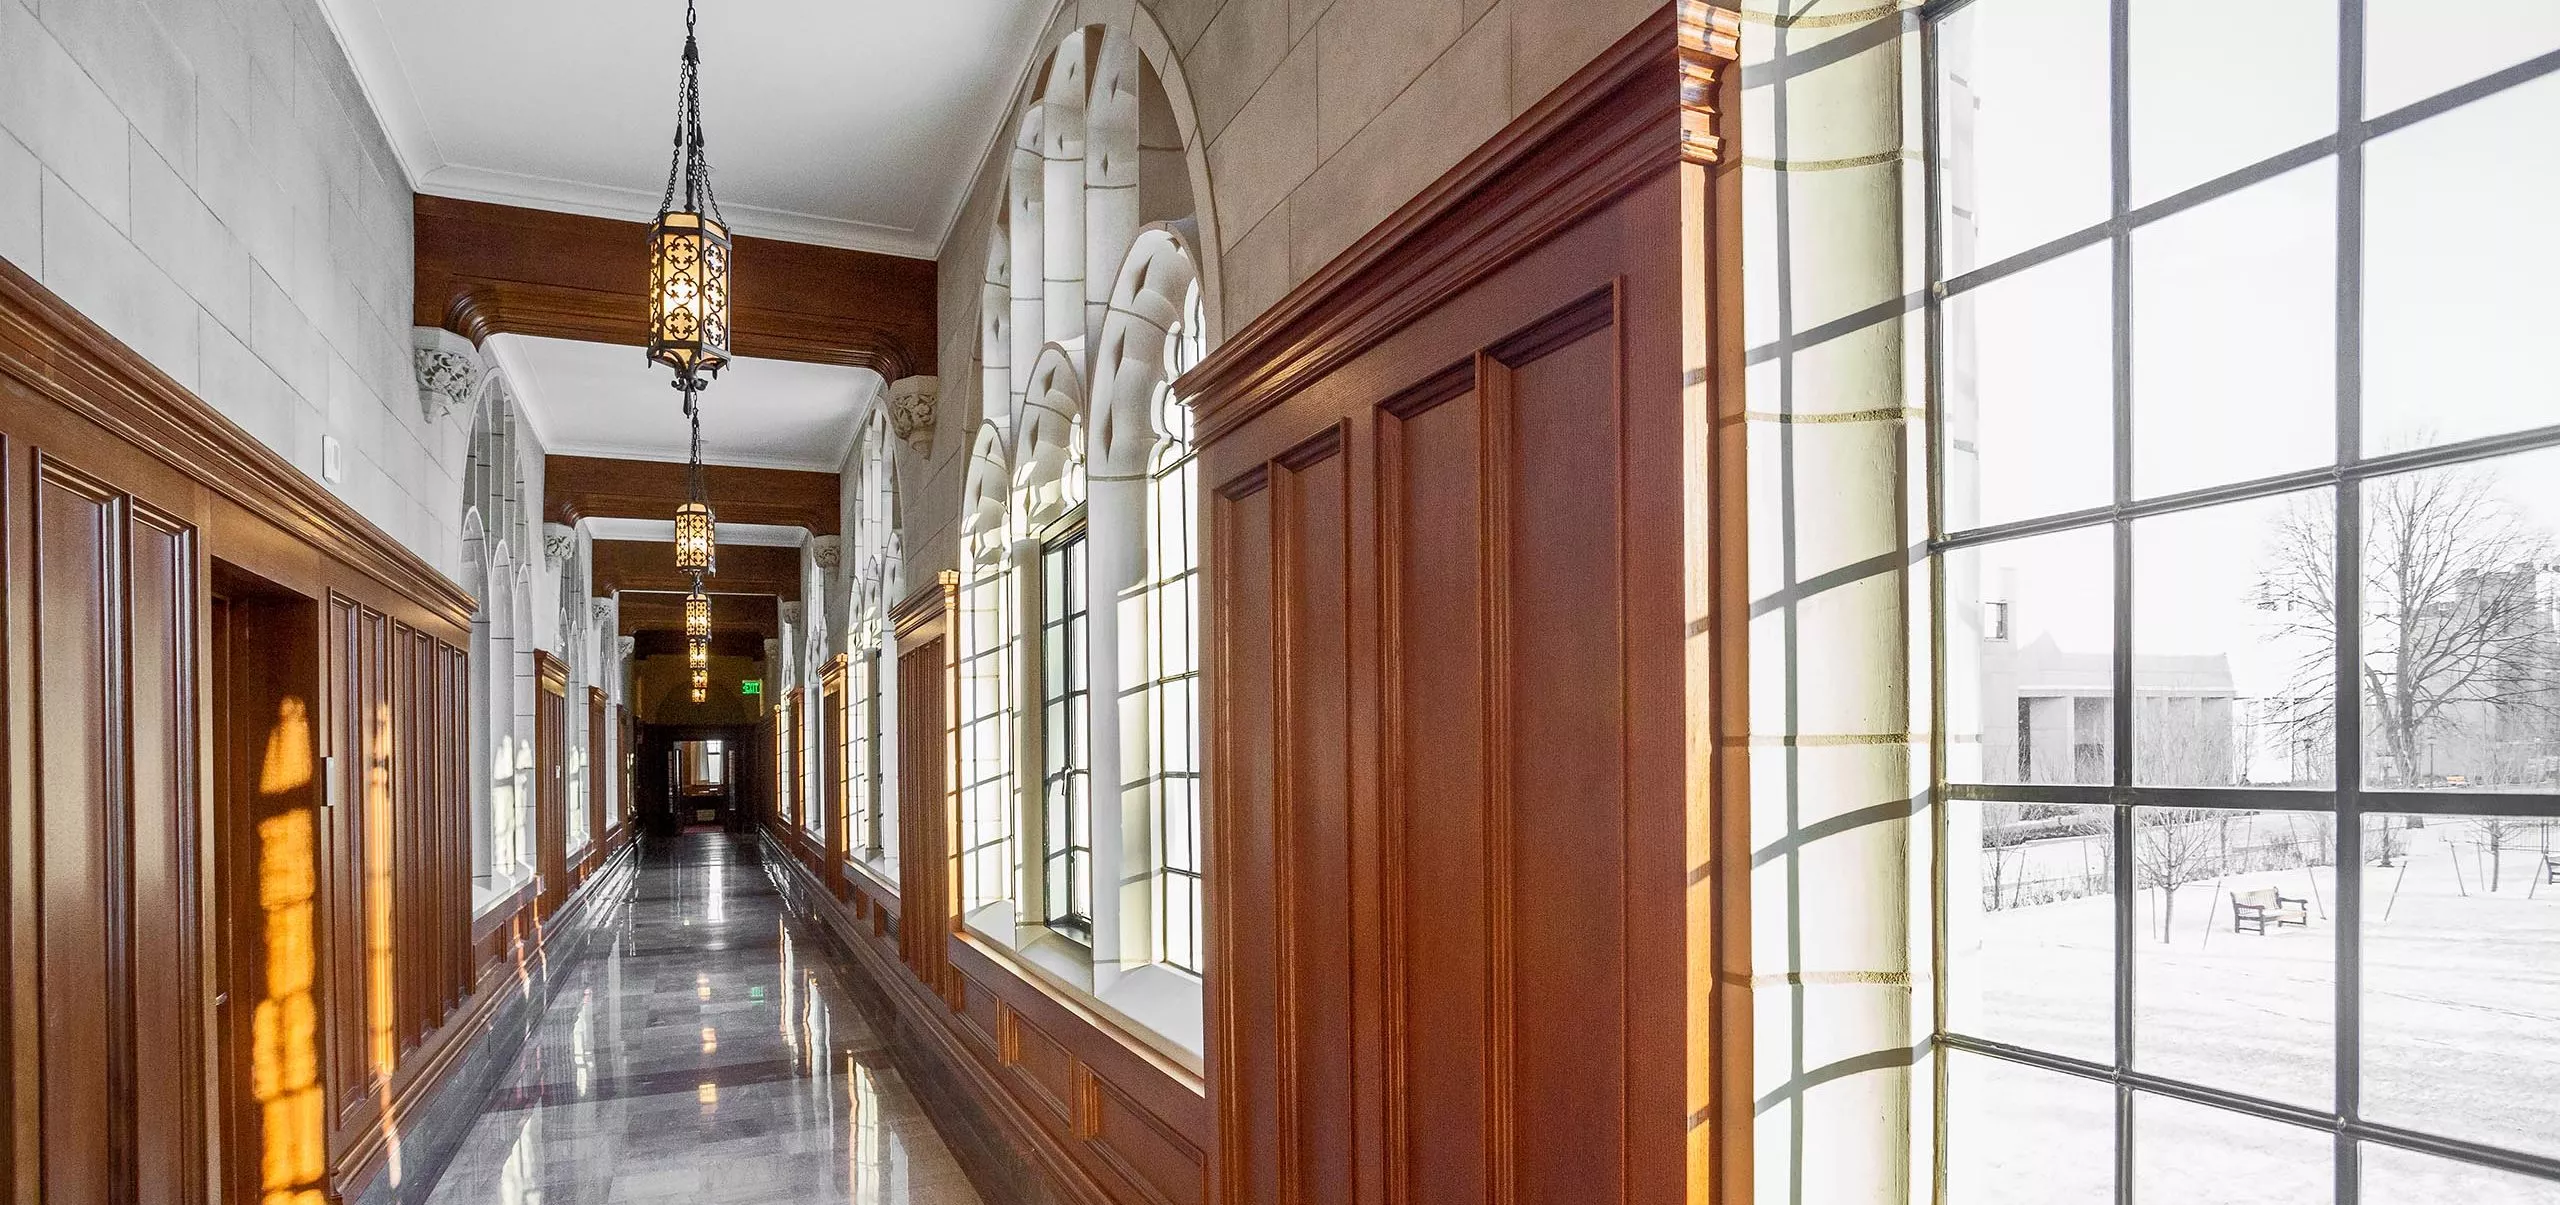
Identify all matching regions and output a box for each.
[2468,815,2548,892]
[2258,468,2560,792]
[2135,808,2230,941]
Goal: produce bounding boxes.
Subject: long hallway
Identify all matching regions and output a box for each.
[416,835,983,1205]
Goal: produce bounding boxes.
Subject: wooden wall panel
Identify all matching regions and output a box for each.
[32,463,122,1205]
[125,506,201,1205]
[1275,433,1355,1204]
[1209,471,1280,1205]
[1181,12,1737,1205]
[535,653,568,920]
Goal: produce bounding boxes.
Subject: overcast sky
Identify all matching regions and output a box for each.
[1943,0,2560,694]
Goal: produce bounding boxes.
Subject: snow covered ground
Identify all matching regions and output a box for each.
[1949,821,2560,1202]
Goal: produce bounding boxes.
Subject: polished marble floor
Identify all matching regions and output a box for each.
[419,834,984,1205]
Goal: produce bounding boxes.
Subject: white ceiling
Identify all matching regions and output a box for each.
[487,334,882,472]
[316,0,1053,256]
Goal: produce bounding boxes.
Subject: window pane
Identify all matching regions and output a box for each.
[2362,811,2560,1159]
[2131,162,2336,498]
[2129,0,2337,205]
[2360,449,2560,792]
[2131,1092,2331,1204]
[2134,490,2336,788]
[1942,245,2114,531]
[2366,0,2560,117]
[1948,527,2116,786]
[1935,0,2111,271]
[2130,806,2335,1106]
[2361,1142,2560,1203]
[1947,1053,2114,1203]
[1949,800,2114,1061]
[2365,73,2560,456]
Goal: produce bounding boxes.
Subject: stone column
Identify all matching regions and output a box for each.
[1740,3,1929,1201]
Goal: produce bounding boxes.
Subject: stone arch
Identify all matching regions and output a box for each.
[1089,221,1202,478]
[962,420,1013,570]
[1016,343,1086,530]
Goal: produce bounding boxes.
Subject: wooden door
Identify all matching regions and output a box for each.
[1184,14,1736,1205]
[587,687,608,867]
[535,652,568,918]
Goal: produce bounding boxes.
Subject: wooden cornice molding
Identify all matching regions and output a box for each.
[1679,2,1743,164]
[415,195,938,379]
[543,454,841,534]
[0,256,475,631]
[535,648,569,693]
[619,591,779,640]
[1178,6,1737,444]
[892,569,960,645]
[631,629,767,659]
[590,538,801,597]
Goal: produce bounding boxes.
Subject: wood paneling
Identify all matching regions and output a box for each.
[892,574,957,993]
[620,593,779,641]
[535,652,569,920]
[548,456,843,537]
[1183,12,1739,1205]
[821,655,848,897]
[589,537,804,597]
[415,195,937,379]
[0,248,627,1205]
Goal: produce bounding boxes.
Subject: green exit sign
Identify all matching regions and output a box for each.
[740,679,762,696]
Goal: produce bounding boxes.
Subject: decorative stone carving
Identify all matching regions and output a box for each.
[888,375,939,459]
[780,602,804,629]
[808,536,842,571]
[616,636,636,662]
[592,599,614,627]
[413,327,484,423]
[543,523,575,568]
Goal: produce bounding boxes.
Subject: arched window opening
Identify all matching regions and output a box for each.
[1149,276,1207,973]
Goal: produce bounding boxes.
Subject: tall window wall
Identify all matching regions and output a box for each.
[1149,283,1206,974]
[1933,2,2560,1199]
[952,22,1213,1053]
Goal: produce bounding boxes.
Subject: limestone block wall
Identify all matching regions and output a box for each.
[0,0,460,574]
[1140,0,1667,327]
[1737,3,1933,1201]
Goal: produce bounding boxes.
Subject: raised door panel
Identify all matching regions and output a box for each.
[1496,299,1630,1203]
[32,462,120,1205]
[1275,433,1356,1205]
[125,505,202,1205]
[1378,378,1490,1205]
[29,460,204,1205]
[1209,468,1279,1205]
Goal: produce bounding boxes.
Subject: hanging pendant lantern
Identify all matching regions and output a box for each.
[691,685,708,704]
[647,0,731,390]
[674,499,716,575]
[688,640,709,670]
[692,665,710,692]
[684,584,712,642]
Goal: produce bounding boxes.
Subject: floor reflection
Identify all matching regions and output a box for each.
[420,833,982,1205]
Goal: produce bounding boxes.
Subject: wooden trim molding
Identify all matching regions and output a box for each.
[589,538,803,597]
[0,258,473,632]
[543,454,842,535]
[416,195,937,380]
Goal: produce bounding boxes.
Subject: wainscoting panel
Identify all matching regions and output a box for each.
[1184,10,1738,1205]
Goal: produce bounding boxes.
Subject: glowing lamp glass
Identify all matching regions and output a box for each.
[674,501,716,575]
[647,210,731,377]
[685,591,711,642]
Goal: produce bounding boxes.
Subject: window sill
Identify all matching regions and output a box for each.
[961,900,1204,1073]
[845,852,899,898]
[472,869,533,919]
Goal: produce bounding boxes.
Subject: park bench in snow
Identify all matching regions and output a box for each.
[2231,888,2309,936]
[2546,853,2560,886]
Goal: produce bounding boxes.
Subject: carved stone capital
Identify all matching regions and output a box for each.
[543,522,575,568]
[779,601,804,629]
[616,636,637,661]
[808,535,842,571]
[592,598,614,627]
[413,327,484,423]
[888,375,939,459]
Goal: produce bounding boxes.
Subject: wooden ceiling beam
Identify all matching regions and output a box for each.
[415,195,937,379]
[544,454,841,535]
[591,539,800,597]
[617,591,780,640]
